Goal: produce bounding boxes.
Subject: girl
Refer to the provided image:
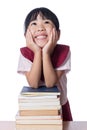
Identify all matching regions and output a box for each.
[17,7,73,121]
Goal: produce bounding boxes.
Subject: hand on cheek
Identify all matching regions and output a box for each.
[42,28,57,55]
[25,29,41,53]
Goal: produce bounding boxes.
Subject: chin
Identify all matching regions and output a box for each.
[37,44,46,48]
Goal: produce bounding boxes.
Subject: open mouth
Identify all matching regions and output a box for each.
[36,35,47,39]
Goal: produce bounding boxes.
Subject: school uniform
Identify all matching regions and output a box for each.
[17,44,73,121]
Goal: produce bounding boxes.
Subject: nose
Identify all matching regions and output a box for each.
[38,28,44,31]
[37,24,45,32]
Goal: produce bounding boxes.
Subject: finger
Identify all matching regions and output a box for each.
[52,28,56,43]
[53,28,58,43]
[26,30,33,47]
[47,30,53,45]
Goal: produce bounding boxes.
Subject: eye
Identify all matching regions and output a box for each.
[44,20,50,24]
[30,22,37,26]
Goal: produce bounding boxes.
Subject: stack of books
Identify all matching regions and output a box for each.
[15,85,63,130]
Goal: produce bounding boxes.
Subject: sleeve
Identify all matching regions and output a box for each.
[17,53,33,74]
[55,50,71,73]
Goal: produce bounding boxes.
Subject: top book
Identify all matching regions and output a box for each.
[20,85,60,96]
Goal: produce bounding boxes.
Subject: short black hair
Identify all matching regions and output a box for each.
[24,7,60,34]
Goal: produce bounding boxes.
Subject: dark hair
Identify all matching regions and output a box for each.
[24,7,60,34]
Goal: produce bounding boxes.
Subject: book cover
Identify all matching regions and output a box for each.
[20,85,60,96]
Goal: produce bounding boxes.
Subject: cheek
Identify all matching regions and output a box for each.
[47,29,52,37]
[29,29,34,34]
[28,26,35,34]
[46,25,53,33]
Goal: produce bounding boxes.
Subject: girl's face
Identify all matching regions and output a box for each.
[28,14,56,48]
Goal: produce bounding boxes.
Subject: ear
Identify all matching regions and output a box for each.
[56,30,61,41]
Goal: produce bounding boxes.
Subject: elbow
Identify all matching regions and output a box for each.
[45,82,56,88]
[26,77,39,88]
[45,79,58,88]
[31,85,39,89]
[28,81,39,89]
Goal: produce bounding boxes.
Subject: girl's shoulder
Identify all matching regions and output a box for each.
[51,44,70,67]
[54,44,70,53]
[20,47,34,62]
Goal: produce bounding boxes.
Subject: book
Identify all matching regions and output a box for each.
[18,85,62,114]
[18,96,60,103]
[19,100,60,106]
[19,104,61,110]
[15,111,62,125]
[16,112,61,120]
[18,95,59,102]
[16,119,62,125]
[20,85,60,96]
[16,124,63,130]
[16,85,63,129]
[19,109,60,116]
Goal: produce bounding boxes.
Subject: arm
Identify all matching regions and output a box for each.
[25,29,42,88]
[42,53,58,87]
[42,28,61,87]
[42,52,65,87]
[25,51,42,88]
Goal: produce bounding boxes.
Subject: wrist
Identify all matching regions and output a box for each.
[34,46,41,54]
[34,49,42,56]
[42,49,51,57]
[42,51,51,61]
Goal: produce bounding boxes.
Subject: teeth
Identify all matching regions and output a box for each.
[36,36,46,39]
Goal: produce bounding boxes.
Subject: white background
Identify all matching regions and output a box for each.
[0,0,87,121]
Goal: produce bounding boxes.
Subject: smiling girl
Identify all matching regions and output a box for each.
[17,7,73,121]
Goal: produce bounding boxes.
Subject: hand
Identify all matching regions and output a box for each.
[25,29,41,53]
[42,28,58,55]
